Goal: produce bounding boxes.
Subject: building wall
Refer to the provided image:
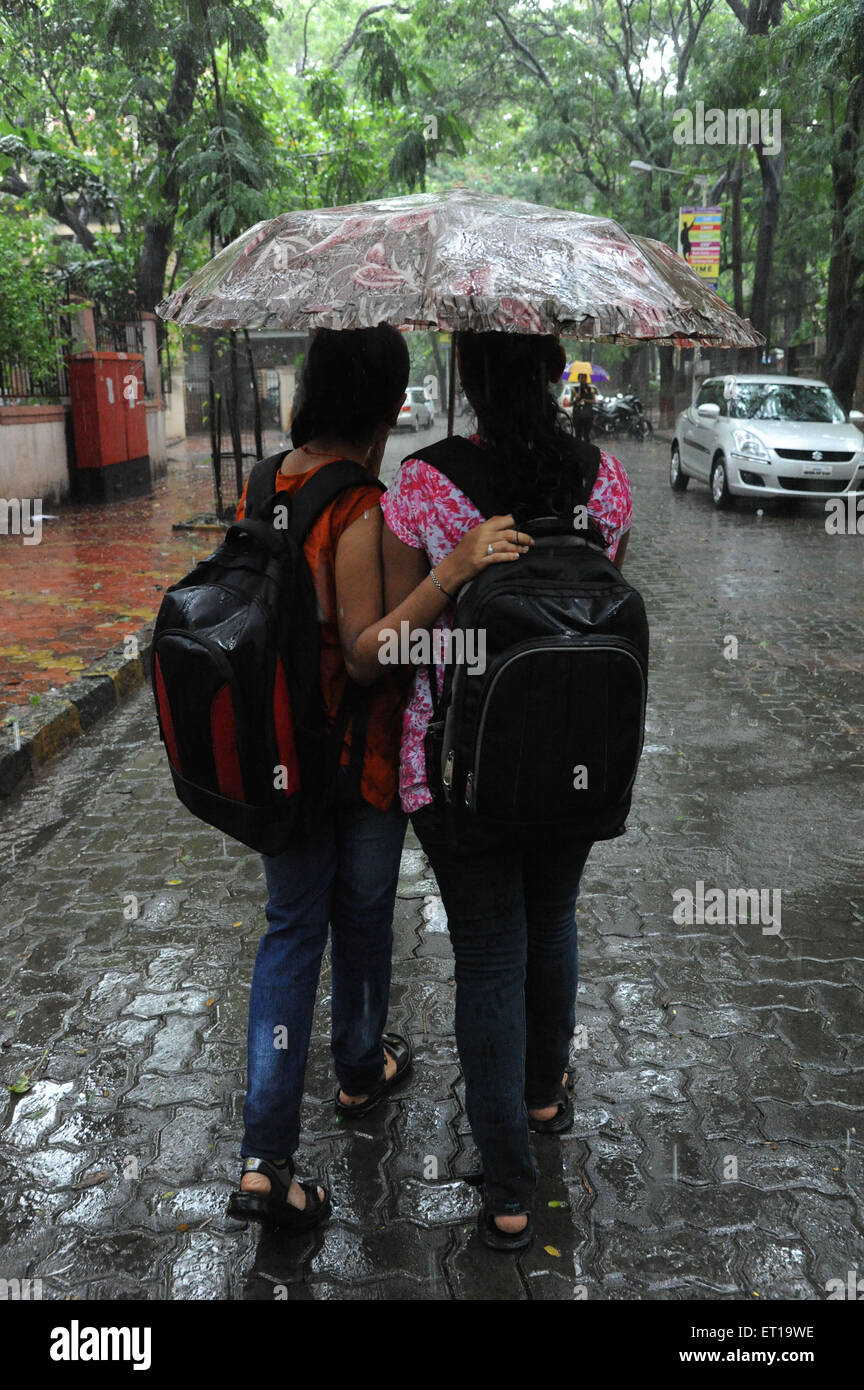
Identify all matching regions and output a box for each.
[163,365,186,442]
[0,397,167,502]
[146,399,167,478]
[0,406,70,508]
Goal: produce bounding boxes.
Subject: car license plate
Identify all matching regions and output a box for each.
[802,463,833,477]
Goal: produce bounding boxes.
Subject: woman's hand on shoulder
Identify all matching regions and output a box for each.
[436,515,533,593]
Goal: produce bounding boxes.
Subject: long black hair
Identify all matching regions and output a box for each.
[290,325,410,448]
[457,332,604,533]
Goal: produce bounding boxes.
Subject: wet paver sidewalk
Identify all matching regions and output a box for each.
[0,434,283,720]
[0,438,863,1299]
[0,424,432,723]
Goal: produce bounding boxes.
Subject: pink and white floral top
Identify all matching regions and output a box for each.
[380,434,633,813]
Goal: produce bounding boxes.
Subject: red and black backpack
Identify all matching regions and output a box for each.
[152,452,382,854]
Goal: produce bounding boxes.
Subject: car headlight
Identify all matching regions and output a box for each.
[732,429,770,460]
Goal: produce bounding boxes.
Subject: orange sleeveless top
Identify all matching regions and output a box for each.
[237,461,404,811]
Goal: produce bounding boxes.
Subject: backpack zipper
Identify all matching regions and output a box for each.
[465,635,647,811]
[155,627,238,682]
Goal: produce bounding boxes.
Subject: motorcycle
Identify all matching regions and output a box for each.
[592,391,653,442]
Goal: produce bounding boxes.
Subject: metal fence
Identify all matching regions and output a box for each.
[0,286,153,404]
[0,294,72,402]
[93,306,150,397]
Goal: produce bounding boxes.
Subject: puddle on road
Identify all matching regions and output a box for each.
[421,895,448,933]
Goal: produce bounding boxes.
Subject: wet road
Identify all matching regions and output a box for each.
[1,436,863,1299]
[0,417,446,719]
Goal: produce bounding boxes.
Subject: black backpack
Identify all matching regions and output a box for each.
[152,452,382,854]
[411,438,649,849]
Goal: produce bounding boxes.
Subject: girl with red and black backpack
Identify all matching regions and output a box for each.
[221,326,531,1228]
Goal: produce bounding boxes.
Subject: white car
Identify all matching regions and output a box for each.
[671,375,864,509]
[397,386,435,430]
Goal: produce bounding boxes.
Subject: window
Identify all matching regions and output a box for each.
[726,382,846,423]
[696,381,724,412]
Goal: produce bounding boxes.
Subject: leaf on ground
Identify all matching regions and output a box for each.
[176,1222,190,1231]
[6,1044,50,1093]
[547,1200,566,1208]
[78,1170,111,1188]
[5,1008,16,1019]
[544,1245,560,1257]
[158,1190,177,1201]
[206,998,215,1007]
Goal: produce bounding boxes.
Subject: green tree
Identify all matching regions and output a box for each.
[792,0,864,407]
[0,208,67,393]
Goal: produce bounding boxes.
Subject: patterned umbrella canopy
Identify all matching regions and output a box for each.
[157,187,762,349]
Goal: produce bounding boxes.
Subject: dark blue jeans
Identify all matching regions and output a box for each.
[241,784,407,1160]
[412,805,592,1215]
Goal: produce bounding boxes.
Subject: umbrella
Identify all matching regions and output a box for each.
[157,187,762,431]
[566,360,593,381]
[591,364,610,384]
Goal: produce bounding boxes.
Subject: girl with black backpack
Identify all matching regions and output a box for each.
[226,326,531,1229]
[380,332,635,1249]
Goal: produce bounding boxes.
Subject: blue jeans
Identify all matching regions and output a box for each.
[241,784,407,1160]
[412,805,592,1215]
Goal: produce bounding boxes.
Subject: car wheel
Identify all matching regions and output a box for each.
[670,444,689,491]
[711,456,733,509]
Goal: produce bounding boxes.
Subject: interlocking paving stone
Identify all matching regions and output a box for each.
[1,439,863,1298]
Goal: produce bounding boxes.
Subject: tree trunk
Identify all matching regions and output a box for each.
[622,345,649,399]
[746,144,784,369]
[244,329,263,461]
[825,76,864,410]
[208,336,223,519]
[656,179,678,426]
[136,41,203,312]
[428,331,447,413]
[228,331,244,500]
[746,0,783,33]
[725,0,785,370]
[728,155,746,371]
[658,346,676,427]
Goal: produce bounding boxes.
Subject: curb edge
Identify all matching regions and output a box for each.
[0,625,154,799]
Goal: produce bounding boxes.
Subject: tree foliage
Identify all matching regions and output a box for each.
[0,0,860,397]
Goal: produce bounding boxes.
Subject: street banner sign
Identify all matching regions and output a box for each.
[677,206,722,285]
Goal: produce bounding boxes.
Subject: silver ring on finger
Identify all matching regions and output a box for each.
[486,542,494,555]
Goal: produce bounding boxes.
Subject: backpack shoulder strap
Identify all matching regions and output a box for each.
[245,450,288,520]
[401,437,503,519]
[403,436,604,519]
[288,460,384,542]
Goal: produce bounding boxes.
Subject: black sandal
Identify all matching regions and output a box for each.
[226,1156,330,1230]
[334,1031,412,1118]
[527,1073,574,1135]
[477,1191,534,1252]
